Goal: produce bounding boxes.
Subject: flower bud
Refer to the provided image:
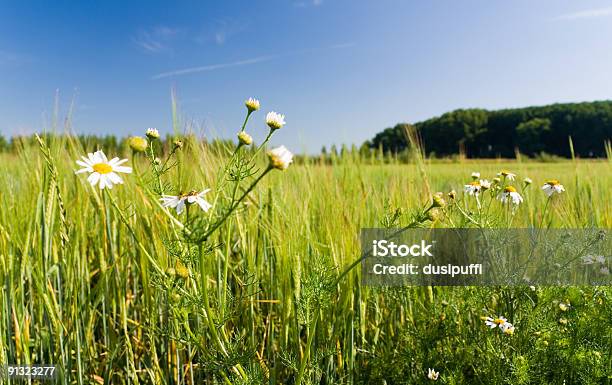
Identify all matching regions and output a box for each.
[432,192,446,208]
[266,111,286,130]
[129,136,148,153]
[447,190,457,200]
[237,131,253,146]
[173,139,184,150]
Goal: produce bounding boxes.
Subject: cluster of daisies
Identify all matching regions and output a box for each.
[462,170,565,206]
[76,97,294,215]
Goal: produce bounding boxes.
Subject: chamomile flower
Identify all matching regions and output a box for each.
[464,181,482,196]
[523,177,532,186]
[160,190,212,215]
[75,150,132,189]
[146,128,160,140]
[267,145,293,170]
[498,186,523,205]
[266,111,286,130]
[498,170,516,180]
[471,172,480,180]
[501,322,515,335]
[129,136,148,153]
[480,179,492,190]
[559,302,570,312]
[245,97,260,112]
[542,179,565,197]
[427,368,439,381]
[485,316,508,329]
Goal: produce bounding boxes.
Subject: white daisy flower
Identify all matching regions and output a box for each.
[471,172,480,180]
[500,322,515,335]
[498,186,523,205]
[523,177,532,185]
[427,368,439,381]
[267,145,294,170]
[160,190,212,215]
[266,111,286,130]
[480,179,492,190]
[75,150,132,189]
[464,181,482,196]
[485,316,507,329]
[245,97,260,112]
[497,170,516,180]
[146,128,160,140]
[559,302,570,311]
[542,179,565,197]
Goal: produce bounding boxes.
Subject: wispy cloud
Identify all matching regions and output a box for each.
[553,6,612,21]
[0,50,26,65]
[152,55,276,79]
[294,0,323,7]
[196,19,248,46]
[152,43,356,80]
[133,26,181,53]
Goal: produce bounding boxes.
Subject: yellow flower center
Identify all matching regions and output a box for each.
[469,181,481,187]
[546,179,560,186]
[504,186,517,193]
[494,318,506,325]
[93,163,112,174]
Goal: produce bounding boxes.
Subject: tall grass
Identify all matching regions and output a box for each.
[0,132,610,384]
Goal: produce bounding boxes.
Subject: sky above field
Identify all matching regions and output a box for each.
[2,0,612,152]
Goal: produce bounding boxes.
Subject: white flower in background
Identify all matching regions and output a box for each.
[471,172,480,180]
[523,177,532,185]
[485,316,507,329]
[267,145,294,170]
[146,128,160,140]
[161,190,212,215]
[498,186,523,205]
[500,322,515,335]
[266,111,286,130]
[559,302,570,311]
[245,97,260,112]
[601,266,610,275]
[464,181,482,196]
[427,368,439,381]
[542,179,565,197]
[75,150,132,189]
[497,170,516,180]
[480,179,492,190]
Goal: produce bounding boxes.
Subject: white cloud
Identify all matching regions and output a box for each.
[152,55,276,79]
[553,6,612,21]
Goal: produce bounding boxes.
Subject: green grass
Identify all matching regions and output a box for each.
[0,134,610,384]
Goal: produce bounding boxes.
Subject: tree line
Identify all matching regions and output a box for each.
[369,101,612,158]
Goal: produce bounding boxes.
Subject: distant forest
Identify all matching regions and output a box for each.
[369,101,612,158]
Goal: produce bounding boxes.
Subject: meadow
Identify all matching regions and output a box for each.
[0,112,610,383]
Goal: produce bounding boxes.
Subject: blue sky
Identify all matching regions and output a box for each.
[2,1,612,153]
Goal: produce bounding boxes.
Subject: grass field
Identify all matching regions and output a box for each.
[0,131,610,384]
